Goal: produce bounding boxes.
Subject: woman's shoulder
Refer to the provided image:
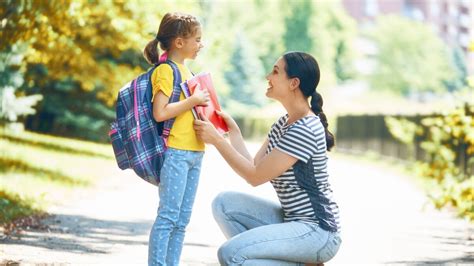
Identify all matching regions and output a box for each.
[302,115,320,124]
[270,114,289,130]
[277,114,289,124]
[292,116,324,134]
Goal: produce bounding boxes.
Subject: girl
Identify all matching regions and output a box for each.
[194,52,341,265]
[143,12,209,266]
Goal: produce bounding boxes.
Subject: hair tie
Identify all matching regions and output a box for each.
[155,35,161,42]
[159,51,168,63]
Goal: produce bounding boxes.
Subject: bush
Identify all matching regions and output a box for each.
[387,103,474,221]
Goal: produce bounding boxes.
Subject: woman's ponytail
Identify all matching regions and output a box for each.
[311,92,335,151]
[143,38,160,65]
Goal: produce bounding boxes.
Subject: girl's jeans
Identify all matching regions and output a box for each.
[212,191,342,266]
[148,148,204,266]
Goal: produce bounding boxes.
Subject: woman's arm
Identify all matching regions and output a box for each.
[214,111,268,165]
[254,138,269,165]
[194,117,297,186]
[153,90,209,122]
[213,137,297,186]
[225,121,253,162]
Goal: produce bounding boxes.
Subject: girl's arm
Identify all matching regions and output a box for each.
[153,89,209,122]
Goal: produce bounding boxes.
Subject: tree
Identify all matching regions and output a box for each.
[0,0,150,104]
[274,1,358,86]
[0,45,42,125]
[444,47,468,92]
[224,32,266,115]
[194,0,286,99]
[283,0,313,53]
[0,0,175,141]
[368,15,455,97]
[310,1,358,85]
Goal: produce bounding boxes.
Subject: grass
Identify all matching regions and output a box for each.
[0,189,40,224]
[0,127,115,225]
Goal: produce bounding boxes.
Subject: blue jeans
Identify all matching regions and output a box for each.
[212,191,342,265]
[148,148,204,266]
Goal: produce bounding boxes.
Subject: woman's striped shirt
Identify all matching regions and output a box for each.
[266,114,341,232]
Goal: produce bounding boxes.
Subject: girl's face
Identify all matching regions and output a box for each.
[265,57,292,100]
[181,26,203,60]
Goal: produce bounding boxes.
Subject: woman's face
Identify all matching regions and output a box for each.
[265,57,291,100]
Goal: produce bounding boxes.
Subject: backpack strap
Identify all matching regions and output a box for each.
[161,60,183,139]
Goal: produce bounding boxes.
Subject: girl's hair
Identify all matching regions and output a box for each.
[282,51,335,151]
[143,12,201,65]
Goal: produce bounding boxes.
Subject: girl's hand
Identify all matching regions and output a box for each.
[191,84,210,106]
[194,116,224,145]
[215,110,240,133]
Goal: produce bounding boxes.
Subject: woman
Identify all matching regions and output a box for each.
[194,52,341,265]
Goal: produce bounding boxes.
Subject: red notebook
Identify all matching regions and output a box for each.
[181,72,229,134]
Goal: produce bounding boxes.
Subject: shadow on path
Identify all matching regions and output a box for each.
[389,254,474,264]
[1,213,151,254]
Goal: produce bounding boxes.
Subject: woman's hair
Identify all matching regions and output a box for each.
[282,52,335,151]
[143,12,201,65]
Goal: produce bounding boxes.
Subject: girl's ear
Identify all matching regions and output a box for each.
[174,37,184,48]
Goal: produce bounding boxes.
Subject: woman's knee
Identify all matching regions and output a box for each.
[217,239,242,266]
[212,191,239,219]
[217,243,229,265]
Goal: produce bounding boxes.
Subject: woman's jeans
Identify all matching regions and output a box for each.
[212,191,342,266]
[148,148,204,266]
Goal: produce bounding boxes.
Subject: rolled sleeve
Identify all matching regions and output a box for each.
[151,64,173,101]
[275,125,318,163]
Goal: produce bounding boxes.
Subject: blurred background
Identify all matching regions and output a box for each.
[0,0,473,264]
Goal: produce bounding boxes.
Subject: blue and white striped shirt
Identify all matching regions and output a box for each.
[267,114,341,232]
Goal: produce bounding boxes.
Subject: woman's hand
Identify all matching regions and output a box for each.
[194,116,224,145]
[215,110,240,134]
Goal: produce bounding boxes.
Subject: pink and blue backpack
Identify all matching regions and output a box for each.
[109,61,182,186]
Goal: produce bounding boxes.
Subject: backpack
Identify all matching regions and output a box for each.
[108,60,183,186]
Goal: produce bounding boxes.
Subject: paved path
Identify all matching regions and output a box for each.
[1,143,473,265]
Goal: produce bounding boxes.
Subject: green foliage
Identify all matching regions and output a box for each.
[283,0,312,52]
[0,44,25,89]
[429,175,473,220]
[224,32,267,115]
[1,0,357,140]
[0,44,43,123]
[387,103,474,221]
[0,189,41,225]
[310,1,358,84]
[368,15,455,96]
[0,127,115,224]
[0,0,152,140]
[0,0,147,99]
[444,47,468,92]
[385,117,419,144]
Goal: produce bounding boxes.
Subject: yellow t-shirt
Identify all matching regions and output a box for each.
[151,62,205,151]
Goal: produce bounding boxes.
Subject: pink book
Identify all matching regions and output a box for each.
[184,73,229,134]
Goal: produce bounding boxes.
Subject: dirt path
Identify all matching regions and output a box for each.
[1,144,473,265]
